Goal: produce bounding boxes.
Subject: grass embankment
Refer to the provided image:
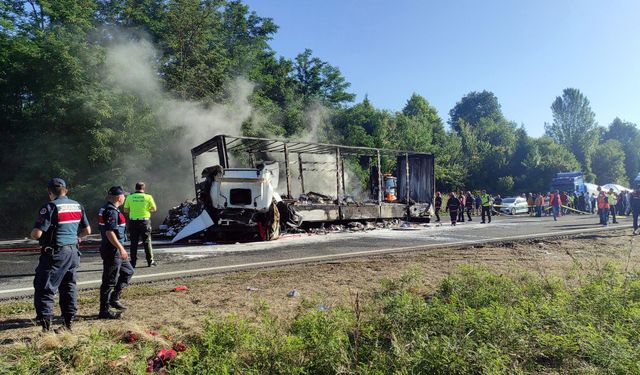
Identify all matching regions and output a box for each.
[2,263,640,374]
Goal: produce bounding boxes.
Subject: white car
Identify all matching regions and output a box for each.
[498,197,529,215]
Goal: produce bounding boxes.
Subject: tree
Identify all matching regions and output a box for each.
[293,48,355,107]
[544,88,598,172]
[448,90,504,133]
[402,93,446,146]
[591,140,628,186]
[519,136,581,193]
[602,118,640,184]
[435,132,467,191]
[332,97,389,149]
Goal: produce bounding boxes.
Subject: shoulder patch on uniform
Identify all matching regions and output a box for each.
[40,208,47,214]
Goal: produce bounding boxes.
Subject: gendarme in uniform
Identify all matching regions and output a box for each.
[32,178,90,332]
[123,182,157,267]
[98,186,134,319]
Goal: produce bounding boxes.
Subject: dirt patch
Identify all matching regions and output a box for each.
[1,229,639,349]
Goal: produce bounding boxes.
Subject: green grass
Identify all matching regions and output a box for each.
[3,265,640,374]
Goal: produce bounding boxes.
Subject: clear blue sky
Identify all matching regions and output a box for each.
[244,0,640,137]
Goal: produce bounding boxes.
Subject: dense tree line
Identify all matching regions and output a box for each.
[1,0,639,236]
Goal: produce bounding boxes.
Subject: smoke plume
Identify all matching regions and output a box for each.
[102,34,255,220]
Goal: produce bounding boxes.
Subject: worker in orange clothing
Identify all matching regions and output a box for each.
[597,189,610,226]
[535,193,544,217]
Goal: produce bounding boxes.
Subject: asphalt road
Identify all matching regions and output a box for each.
[0,213,634,299]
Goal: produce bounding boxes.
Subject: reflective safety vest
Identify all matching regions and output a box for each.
[481,194,491,206]
[598,194,609,209]
[607,193,617,206]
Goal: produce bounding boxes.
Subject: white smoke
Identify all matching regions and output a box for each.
[102,34,369,209]
[105,38,252,143]
[301,101,331,143]
[102,35,255,217]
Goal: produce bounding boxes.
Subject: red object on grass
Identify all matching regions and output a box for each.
[173,341,187,352]
[174,285,188,292]
[124,331,138,343]
[146,348,178,372]
[147,329,159,336]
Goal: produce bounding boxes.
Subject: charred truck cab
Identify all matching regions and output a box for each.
[173,134,435,243]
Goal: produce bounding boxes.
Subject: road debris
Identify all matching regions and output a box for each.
[160,201,199,237]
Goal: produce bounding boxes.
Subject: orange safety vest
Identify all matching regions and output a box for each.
[597,194,609,209]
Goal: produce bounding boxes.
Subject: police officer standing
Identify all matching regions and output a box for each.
[480,189,492,224]
[31,178,91,332]
[607,188,619,224]
[632,183,640,235]
[98,186,134,319]
[124,182,157,267]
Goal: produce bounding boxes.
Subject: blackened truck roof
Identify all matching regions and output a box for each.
[191,134,434,158]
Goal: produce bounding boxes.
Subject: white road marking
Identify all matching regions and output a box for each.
[0,224,629,296]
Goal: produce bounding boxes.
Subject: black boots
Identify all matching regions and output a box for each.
[99,288,124,319]
[109,289,128,310]
[40,316,52,332]
[63,314,74,331]
[98,310,120,319]
[39,315,74,332]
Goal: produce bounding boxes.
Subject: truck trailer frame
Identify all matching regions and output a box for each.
[174,134,435,242]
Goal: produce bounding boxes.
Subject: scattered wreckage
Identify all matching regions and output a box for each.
[170,134,435,242]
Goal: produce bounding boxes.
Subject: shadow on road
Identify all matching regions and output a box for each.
[0,317,37,331]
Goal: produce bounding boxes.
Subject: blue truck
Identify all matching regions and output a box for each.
[550,172,586,193]
[549,172,598,195]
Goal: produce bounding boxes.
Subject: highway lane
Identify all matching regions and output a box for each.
[0,214,634,299]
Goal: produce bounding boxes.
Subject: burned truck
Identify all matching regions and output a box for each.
[172,134,435,242]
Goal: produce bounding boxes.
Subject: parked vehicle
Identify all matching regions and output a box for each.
[498,197,529,215]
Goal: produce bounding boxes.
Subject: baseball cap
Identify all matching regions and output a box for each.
[48,178,66,188]
[108,186,128,196]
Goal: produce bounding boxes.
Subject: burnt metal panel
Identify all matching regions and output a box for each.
[408,203,431,218]
[396,154,434,204]
[380,204,407,219]
[340,205,380,220]
[295,205,340,222]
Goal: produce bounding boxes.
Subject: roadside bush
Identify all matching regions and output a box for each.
[4,265,640,374]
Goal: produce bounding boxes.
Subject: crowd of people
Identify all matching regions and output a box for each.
[434,189,494,226]
[434,185,640,232]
